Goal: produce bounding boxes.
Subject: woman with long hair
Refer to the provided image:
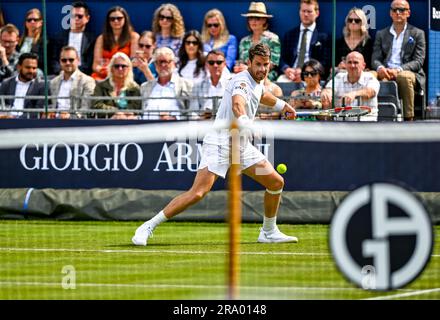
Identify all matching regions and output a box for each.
[335,7,372,72]
[17,8,47,74]
[92,51,141,119]
[201,9,237,71]
[177,30,205,83]
[92,6,139,81]
[152,3,185,56]
[132,30,157,85]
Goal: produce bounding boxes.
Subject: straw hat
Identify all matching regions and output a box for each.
[241,2,273,18]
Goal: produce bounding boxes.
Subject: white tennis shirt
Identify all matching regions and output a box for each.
[203,70,264,145]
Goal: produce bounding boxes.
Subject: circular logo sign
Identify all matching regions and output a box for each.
[330,183,433,291]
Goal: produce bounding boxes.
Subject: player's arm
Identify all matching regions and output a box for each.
[260,91,296,119]
[232,94,247,118]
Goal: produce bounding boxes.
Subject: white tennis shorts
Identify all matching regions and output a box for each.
[198,142,266,178]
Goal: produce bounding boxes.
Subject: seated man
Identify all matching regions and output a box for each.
[50,46,96,119]
[0,52,45,118]
[141,47,193,120]
[190,49,231,119]
[321,51,380,121]
[278,0,329,83]
[371,0,425,121]
[0,23,20,83]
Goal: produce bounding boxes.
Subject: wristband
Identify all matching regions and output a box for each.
[274,98,285,111]
[237,114,251,127]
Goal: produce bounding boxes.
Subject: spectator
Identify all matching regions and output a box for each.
[321,51,379,121]
[152,3,185,56]
[190,49,231,117]
[201,9,237,71]
[17,8,48,76]
[335,8,373,74]
[91,6,139,81]
[278,0,329,83]
[371,0,425,121]
[141,47,193,120]
[0,52,45,118]
[51,1,96,75]
[235,2,281,81]
[0,6,5,28]
[0,24,20,83]
[92,52,141,119]
[178,30,206,84]
[50,46,96,119]
[132,31,157,85]
[290,59,324,109]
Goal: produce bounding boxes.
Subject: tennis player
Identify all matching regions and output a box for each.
[132,43,298,246]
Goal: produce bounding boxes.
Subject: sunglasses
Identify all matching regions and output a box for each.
[73,14,84,19]
[159,14,174,21]
[113,64,129,69]
[157,59,172,65]
[26,18,41,23]
[207,60,224,66]
[302,71,318,77]
[348,18,362,24]
[138,43,152,49]
[207,23,220,28]
[185,40,199,46]
[391,7,408,13]
[61,58,75,63]
[109,16,124,22]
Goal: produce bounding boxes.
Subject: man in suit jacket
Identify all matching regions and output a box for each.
[0,52,45,118]
[371,0,425,121]
[141,47,193,120]
[51,1,95,75]
[278,0,329,83]
[50,46,95,119]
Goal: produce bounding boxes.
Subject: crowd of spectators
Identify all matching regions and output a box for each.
[0,0,426,121]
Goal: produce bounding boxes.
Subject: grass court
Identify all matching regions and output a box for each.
[0,220,439,300]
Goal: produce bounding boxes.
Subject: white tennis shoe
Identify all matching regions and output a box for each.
[258,227,298,243]
[132,222,154,246]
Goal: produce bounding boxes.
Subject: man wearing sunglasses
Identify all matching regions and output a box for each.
[51,1,96,75]
[371,0,425,121]
[190,50,231,115]
[141,47,193,120]
[49,46,95,118]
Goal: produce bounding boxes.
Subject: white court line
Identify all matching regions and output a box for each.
[0,247,330,256]
[1,247,439,257]
[364,288,440,300]
[0,280,381,292]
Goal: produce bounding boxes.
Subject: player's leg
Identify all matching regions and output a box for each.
[163,167,218,218]
[242,160,298,243]
[132,167,218,246]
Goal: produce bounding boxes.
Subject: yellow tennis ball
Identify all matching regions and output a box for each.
[276,163,287,174]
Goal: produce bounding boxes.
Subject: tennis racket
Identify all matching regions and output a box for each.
[295,106,372,118]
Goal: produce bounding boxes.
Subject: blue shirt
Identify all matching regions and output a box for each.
[203,34,237,71]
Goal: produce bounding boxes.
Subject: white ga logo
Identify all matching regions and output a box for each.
[330,183,433,291]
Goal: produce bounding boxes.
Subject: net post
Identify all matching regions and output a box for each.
[228,119,241,300]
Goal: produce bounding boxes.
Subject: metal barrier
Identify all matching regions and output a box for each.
[0,95,225,120]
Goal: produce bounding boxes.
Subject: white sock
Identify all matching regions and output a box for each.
[148,210,168,229]
[263,216,277,232]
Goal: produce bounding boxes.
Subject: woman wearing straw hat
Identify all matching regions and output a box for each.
[234,2,281,81]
